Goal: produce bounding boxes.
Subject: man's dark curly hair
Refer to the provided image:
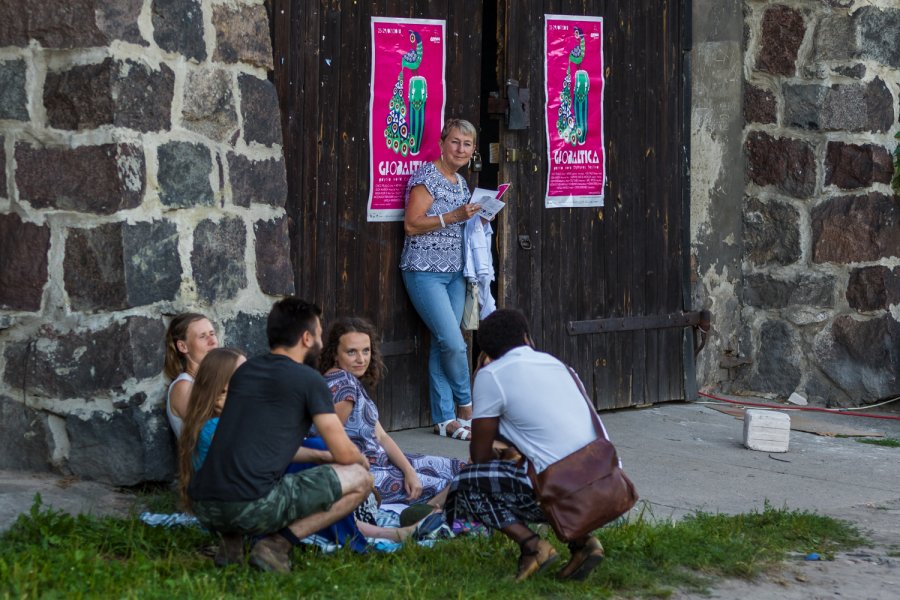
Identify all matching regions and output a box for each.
[477,309,531,359]
[319,317,386,389]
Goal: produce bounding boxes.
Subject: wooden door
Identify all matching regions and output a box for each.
[494,0,693,409]
[272,1,484,429]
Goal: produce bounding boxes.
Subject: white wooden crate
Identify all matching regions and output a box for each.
[743,409,790,453]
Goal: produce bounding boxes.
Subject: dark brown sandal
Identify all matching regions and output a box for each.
[557,537,605,581]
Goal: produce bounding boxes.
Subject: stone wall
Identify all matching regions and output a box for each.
[695,0,900,406]
[0,0,292,485]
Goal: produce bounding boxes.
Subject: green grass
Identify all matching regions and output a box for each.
[856,437,900,448]
[0,497,863,599]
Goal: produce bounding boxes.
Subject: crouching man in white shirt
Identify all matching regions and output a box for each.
[445,308,609,582]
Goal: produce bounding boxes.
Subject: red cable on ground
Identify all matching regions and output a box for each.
[697,390,900,422]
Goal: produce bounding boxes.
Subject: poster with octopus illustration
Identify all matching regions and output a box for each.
[367,17,446,221]
[544,15,605,208]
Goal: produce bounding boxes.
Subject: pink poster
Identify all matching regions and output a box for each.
[544,15,605,208]
[367,17,446,222]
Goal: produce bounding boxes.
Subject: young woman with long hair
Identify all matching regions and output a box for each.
[164,313,219,437]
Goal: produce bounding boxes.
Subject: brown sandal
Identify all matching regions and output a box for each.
[515,535,559,582]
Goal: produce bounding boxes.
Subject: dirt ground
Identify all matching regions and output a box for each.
[672,499,900,600]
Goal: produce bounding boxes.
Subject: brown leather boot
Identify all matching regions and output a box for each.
[557,536,604,581]
[249,534,293,573]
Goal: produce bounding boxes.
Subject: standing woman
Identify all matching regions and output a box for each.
[401,119,482,440]
[163,313,219,437]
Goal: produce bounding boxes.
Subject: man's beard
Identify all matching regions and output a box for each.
[303,341,323,368]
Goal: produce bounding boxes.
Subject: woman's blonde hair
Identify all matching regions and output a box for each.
[164,313,208,380]
[178,347,244,511]
[441,118,477,142]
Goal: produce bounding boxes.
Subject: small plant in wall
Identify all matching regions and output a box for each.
[894,131,900,196]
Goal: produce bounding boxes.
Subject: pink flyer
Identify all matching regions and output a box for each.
[367,17,446,221]
[544,15,605,208]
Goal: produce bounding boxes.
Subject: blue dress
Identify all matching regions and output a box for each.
[324,369,464,503]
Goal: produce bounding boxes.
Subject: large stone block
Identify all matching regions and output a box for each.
[749,320,801,396]
[745,132,816,198]
[114,60,175,132]
[223,312,269,358]
[743,272,834,309]
[44,59,174,132]
[756,5,805,76]
[151,0,206,61]
[0,0,143,48]
[44,59,116,130]
[813,13,855,62]
[822,79,893,133]
[784,79,893,132]
[743,197,800,266]
[0,395,53,471]
[238,74,282,147]
[191,217,247,302]
[3,317,165,399]
[825,142,893,189]
[66,405,175,485]
[743,84,776,125]
[814,315,900,403]
[16,143,145,214]
[254,216,295,296]
[846,266,900,312]
[95,0,146,45]
[812,192,900,263]
[123,220,182,307]
[213,3,274,70]
[0,59,28,120]
[181,68,238,143]
[157,141,214,208]
[228,153,287,207]
[64,220,181,311]
[64,222,127,311]
[783,84,827,131]
[0,213,50,311]
[856,7,900,68]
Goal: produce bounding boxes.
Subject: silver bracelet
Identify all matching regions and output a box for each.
[438,213,446,228]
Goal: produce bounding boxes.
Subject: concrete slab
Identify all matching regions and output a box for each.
[0,470,134,532]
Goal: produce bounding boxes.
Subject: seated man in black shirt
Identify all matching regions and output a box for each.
[188,298,373,572]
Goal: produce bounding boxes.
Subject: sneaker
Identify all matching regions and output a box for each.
[213,532,244,567]
[557,537,604,581]
[515,539,559,582]
[249,534,292,573]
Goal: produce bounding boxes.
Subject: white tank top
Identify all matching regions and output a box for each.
[166,372,194,438]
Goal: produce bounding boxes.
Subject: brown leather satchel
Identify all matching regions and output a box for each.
[526,368,638,542]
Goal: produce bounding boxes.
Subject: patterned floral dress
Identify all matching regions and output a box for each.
[324,369,464,503]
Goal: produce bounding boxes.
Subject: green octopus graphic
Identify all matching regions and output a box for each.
[556,26,589,146]
[385,30,426,156]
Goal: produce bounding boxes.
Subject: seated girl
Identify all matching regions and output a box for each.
[319,317,464,506]
[178,348,437,550]
[164,312,219,437]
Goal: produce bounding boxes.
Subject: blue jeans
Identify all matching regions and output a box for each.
[402,269,472,424]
